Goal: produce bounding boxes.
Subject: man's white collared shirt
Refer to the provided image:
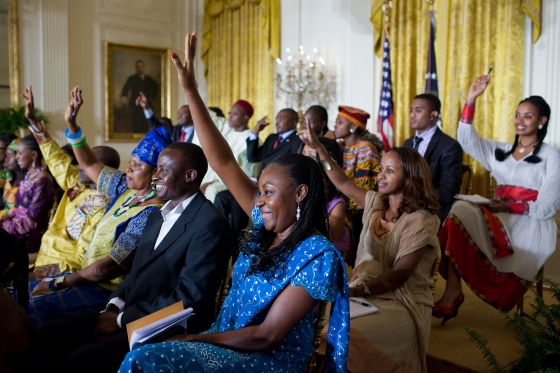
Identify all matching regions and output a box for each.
[415,125,437,157]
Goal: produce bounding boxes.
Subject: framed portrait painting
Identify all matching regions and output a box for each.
[104,41,170,142]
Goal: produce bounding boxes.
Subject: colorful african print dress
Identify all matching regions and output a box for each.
[342,139,380,227]
[438,122,560,311]
[28,167,162,328]
[118,206,350,373]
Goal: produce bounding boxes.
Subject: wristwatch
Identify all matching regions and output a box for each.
[54,276,67,290]
[363,282,372,295]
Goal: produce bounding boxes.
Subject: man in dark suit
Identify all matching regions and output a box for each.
[246,108,302,172]
[120,60,159,133]
[37,143,232,373]
[136,91,195,143]
[404,94,463,223]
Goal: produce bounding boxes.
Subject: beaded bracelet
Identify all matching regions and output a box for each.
[65,127,83,140]
[71,137,87,148]
[47,278,57,293]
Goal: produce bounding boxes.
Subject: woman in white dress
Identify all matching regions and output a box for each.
[434,75,560,323]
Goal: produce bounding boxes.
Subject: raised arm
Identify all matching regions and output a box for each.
[63,87,105,184]
[171,32,257,215]
[299,120,367,208]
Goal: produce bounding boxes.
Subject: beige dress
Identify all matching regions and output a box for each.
[350,191,440,373]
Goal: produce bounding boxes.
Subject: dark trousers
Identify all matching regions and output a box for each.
[214,190,249,254]
[37,311,129,373]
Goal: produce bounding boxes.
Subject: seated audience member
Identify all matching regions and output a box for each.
[137,91,195,142]
[404,93,463,222]
[1,135,55,253]
[0,228,43,373]
[20,87,120,278]
[247,107,302,171]
[28,88,167,327]
[300,137,350,253]
[435,76,560,320]
[302,120,440,373]
[304,104,336,139]
[117,32,349,373]
[211,100,261,249]
[38,142,232,373]
[2,139,22,218]
[334,105,383,264]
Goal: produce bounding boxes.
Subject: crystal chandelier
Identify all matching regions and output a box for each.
[275,46,336,120]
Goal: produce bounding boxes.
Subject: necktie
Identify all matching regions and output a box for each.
[272,136,282,150]
[412,136,423,151]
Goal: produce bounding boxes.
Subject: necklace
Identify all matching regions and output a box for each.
[518,139,539,153]
[20,167,44,189]
[113,190,156,217]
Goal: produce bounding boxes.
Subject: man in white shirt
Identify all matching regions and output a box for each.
[404,93,463,222]
[38,142,232,373]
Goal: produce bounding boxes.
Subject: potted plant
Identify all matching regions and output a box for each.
[0,106,49,136]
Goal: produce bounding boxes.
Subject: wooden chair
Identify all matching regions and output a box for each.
[460,164,473,195]
[214,258,233,316]
[307,301,329,373]
[516,266,544,316]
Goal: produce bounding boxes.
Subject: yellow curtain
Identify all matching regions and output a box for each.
[521,0,542,43]
[202,0,280,136]
[371,0,525,196]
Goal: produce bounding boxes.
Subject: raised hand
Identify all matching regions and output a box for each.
[20,86,37,122]
[64,86,84,130]
[135,91,149,109]
[467,74,491,103]
[252,116,270,134]
[171,31,198,92]
[298,116,322,151]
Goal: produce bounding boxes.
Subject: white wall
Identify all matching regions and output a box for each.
[18,0,206,170]
[275,0,381,135]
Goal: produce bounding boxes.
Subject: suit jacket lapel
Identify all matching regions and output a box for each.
[140,193,206,269]
[423,127,441,161]
[133,210,163,269]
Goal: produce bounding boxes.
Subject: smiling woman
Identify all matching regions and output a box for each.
[117,32,350,373]
[25,87,168,327]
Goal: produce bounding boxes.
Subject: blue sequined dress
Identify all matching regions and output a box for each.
[118,206,350,373]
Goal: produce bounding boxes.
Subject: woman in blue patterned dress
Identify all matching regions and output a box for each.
[118,32,350,373]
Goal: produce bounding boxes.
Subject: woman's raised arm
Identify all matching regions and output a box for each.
[64,87,105,184]
[171,32,257,216]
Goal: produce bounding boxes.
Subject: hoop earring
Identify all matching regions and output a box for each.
[151,180,157,192]
[538,124,543,130]
[296,202,301,220]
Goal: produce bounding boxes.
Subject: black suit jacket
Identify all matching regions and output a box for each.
[147,116,194,143]
[110,192,232,334]
[404,127,463,222]
[246,131,302,173]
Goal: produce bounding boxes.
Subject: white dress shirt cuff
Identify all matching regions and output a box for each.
[106,297,125,312]
[117,312,124,329]
[143,108,154,118]
[248,133,258,141]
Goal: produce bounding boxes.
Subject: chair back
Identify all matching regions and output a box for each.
[215,258,233,316]
[488,172,497,198]
[307,301,329,373]
[460,163,473,195]
[430,248,441,296]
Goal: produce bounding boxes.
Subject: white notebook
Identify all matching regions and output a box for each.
[129,307,194,350]
[349,297,379,319]
[454,194,493,205]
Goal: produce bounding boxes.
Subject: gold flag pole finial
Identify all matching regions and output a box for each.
[427,0,435,12]
[382,0,392,25]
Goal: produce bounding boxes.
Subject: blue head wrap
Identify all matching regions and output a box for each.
[131,126,172,167]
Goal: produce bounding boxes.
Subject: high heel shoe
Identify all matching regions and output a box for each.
[432,293,464,325]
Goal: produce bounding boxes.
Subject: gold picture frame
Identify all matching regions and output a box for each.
[104,41,170,142]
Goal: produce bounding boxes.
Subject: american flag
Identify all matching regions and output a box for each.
[424,11,438,96]
[377,27,394,152]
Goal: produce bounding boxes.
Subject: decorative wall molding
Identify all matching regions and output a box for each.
[98,0,173,23]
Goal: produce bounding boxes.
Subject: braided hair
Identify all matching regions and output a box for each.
[19,134,43,161]
[239,153,329,281]
[495,96,551,164]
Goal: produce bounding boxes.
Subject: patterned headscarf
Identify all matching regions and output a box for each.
[338,105,371,129]
[131,126,172,167]
[8,139,19,151]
